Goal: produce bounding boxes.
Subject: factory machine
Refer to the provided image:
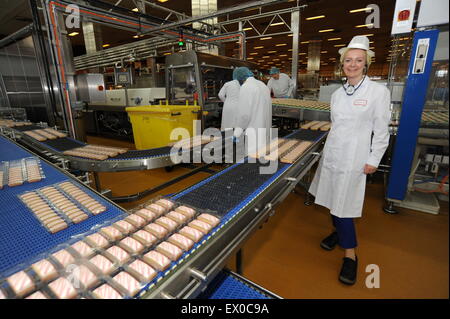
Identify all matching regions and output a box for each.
[165,51,258,129]
[0,126,327,299]
[384,0,449,214]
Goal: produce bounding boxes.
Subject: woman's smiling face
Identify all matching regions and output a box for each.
[342,49,367,80]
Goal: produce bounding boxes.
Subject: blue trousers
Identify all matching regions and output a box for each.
[331,215,357,249]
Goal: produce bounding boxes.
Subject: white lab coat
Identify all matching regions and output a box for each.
[267,73,295,98]
[309,78,391,218]
[219,80,241,130]
[234,77,272,154]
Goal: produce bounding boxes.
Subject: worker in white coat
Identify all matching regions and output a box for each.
[267,67,295,98]
[308,36,391,285]
[219,69,241,130]
[233,67,272,156]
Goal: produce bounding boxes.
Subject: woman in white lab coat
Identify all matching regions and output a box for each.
[219,69,241,131]
[309,36,391,285]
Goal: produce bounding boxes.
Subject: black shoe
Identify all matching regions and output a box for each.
[339,256,358,285]
[320,231,339,251]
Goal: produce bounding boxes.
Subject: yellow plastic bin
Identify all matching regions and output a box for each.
[126,103,201,149]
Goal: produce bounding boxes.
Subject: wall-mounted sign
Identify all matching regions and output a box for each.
[391,0,417,35]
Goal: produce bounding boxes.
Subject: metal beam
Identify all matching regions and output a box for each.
[139,0,286,35]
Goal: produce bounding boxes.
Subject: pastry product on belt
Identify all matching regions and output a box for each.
[71,264,98,289]
[52,249,75,268]
[134,208,156,222]
[310,121,329,131]
[47,277,78,299]
[89,254,115,275]
[120,236,145,254]
[71,240,95,258]
[175,206,196,218]
[106,246,131,264]
[125,214,147,228]
[300,120,320,129]
[6,271,35,297]
[133,229,157,247]
[179,226,204,243]
[155,198,175,211]
[168,233,194,251]
[188,219,213,234]
[99,225,124,241]
[156,241,183,261]
[143,250,171,271]
[155,216,179,232]
[26,291,48,299]
[166,211,189,224]
[145,223,168,239]
[113,220,136,234]
[85,233,110,249]
[128,259,157,282]
[112,272,141,297]
[31,259,58,282]
[92,284,123,299]
[197,214,220,227]
[280,141,313,164]
[145,203,166,216]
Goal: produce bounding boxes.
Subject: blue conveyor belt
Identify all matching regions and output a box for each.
[198,271,272,299]
[0,136,127,278]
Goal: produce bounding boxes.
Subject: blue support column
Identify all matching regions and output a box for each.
[386,29,440,201]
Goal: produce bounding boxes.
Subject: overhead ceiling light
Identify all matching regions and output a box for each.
[247,57,254,60]
[275,43,287,46]
[349,7,373,13]
[319,29,335,33]
[262,56,270,58]
[299,52,306,55]
[321,51,328,53]
[279,54,288,57]
[254,46,264,49]
[249,52,258,55]
[300,41,309,44]
[288,49,293,51]
[273,59,280,61]
[359,34,374,37]
[132,8,139,12]
[306,15,325,20]
[334,44,346,47]
[327,37,341,41]
[261,37,273,40]
[68,32,79,36]
[356,24,374,28]
[102,44,110,48]
[288,34,293,37]
[243,27,253,31]
[270,22,284,26]
[158,0,169,3]
[268,51,277,53]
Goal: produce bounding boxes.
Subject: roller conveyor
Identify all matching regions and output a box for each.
[0,128,327,299]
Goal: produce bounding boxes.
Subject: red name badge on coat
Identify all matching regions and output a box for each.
[353,99,368,106]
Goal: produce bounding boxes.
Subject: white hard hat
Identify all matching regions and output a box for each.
[338,35,375,58]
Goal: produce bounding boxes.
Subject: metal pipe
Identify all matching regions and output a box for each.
[0,24,33,48]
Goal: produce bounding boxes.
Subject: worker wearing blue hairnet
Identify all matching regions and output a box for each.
[219,69,241,130]
[267,67,295,98]
[233,67,272,155]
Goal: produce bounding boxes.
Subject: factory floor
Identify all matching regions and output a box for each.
[86,135,449,299]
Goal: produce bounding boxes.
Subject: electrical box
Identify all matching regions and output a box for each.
[103,88,166,107]
[75,73,106,103]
